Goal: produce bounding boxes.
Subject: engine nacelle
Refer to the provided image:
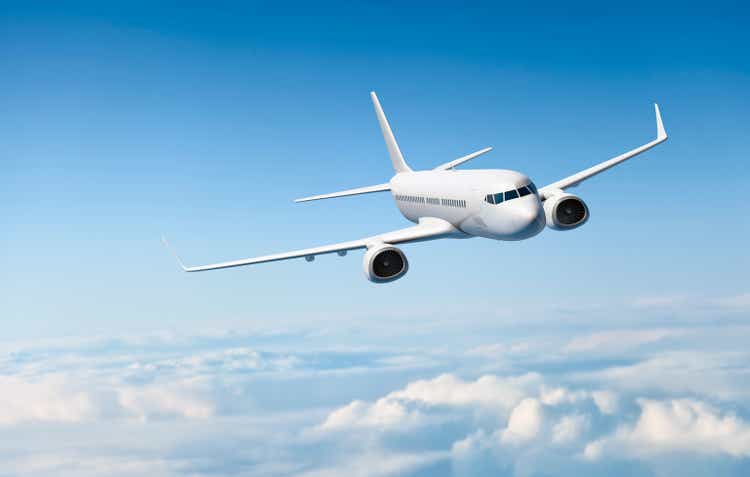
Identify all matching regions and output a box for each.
[543,193,589,230]
[363,244,409,283]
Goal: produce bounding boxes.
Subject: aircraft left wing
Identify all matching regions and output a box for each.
[538,104,667,200]
[163,217,462,272]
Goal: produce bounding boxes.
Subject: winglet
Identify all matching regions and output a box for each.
[161,235,188,271]
[370,92,412,173]
[655,103,667,141]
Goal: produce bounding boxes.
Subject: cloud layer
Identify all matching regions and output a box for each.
[1,312,750,476]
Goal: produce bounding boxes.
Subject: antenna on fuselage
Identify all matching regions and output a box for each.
[370,92,413,174]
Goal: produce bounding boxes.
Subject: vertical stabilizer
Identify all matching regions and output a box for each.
[370,92,412,173]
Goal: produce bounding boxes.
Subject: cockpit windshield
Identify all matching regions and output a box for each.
[485,182,538,205]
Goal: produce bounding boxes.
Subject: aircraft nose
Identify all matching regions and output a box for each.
[509,201,545,239]
[512,203,539,224]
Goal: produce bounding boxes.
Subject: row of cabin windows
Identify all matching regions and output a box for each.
[484,182,538,205]
[395,195,466,208]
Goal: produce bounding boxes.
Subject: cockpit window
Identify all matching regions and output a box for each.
[486,182,537,205]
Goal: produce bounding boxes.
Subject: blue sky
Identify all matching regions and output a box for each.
[1,1,749,476]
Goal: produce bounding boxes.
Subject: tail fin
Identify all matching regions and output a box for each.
[370,92,412,173]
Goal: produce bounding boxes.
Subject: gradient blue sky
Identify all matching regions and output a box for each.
[2,1,748,339]
[1,4,749,475]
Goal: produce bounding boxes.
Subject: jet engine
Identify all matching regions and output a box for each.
[363,244,409,283]
[543,193,589,230]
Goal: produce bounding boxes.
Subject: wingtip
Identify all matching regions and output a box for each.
[161,235,189,271]
[654,103,667,140]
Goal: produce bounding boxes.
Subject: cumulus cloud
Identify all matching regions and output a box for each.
[315,372,543,436]
[500,398,543,444]
[585,398,750,460]
[388,373,540,410]
[2,322,750,477]
[552,414,589,444]
[318,398,422,431]
[317,367,750,477]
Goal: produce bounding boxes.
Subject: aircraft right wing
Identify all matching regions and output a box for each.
[163,217,463,272]
[538,104,667,200]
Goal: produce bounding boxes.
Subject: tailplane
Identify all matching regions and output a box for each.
[295,182,390,203]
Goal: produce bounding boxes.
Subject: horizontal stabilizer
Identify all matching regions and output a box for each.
[295,182,391,203]
[434,147,493,171]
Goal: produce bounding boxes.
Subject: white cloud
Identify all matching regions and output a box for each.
[318,398,421,431]
[316,373,542,434]
[2,323,750,477]
[117,381,215,420]
[389,373,540,410]
[500,398,544,444]
[575,351,750,400]
[591,390,619,415]
[315,372,544,436]
[552,414,588,444]
[585,398,750,460]
[540,386,588,406]
[0,375,94,425]
[0,373,215,425]
[564,329,683,353]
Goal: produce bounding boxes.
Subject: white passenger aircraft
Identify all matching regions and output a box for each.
[165,92,667,283]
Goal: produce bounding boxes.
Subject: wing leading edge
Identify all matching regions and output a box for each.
[164,217,463,273]
[539,104,667,199]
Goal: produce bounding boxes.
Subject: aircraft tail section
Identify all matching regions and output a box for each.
[370,92,412,173]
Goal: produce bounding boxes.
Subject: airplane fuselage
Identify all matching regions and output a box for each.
[390,169,546,241]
